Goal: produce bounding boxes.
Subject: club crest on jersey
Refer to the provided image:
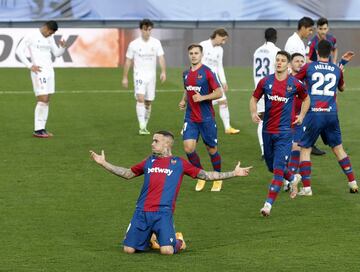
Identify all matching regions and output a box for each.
[287,85,293,92]
[197,74,203,79]
[171,159,177,165]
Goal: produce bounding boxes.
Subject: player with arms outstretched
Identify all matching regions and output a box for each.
[90,131,251,254]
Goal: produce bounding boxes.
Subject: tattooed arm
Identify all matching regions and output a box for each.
[196,162,252,181]
[90,150,136,180]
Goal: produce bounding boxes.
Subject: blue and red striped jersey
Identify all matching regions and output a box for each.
[130,155,201,213]
[307,34,337,62]
[183,64,220,122]
[253,74,307,134]
[295,61,344,114]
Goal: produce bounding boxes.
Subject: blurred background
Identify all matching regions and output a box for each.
[0,0,360,67]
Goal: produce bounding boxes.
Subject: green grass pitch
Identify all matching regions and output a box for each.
[1,67,360,271]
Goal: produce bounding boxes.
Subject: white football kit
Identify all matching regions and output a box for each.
[126,36,164,101]
[200,39,227,103]
[16,29,65,96]
[284,32,307,58]
[253,41,280,112]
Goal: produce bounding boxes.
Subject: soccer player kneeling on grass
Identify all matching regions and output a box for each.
[90,130,251,254]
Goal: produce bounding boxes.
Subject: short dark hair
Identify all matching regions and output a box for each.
[265,28,277,43]
[139,19,154,29]
[44,20,58,31]
[155,130,174,140]
[317,40,332,58]
[298,17,314,30]
[276,50,291,62]
[210,28,229,39]
[188,43,203,52]
[317,17,328,27]
[291,52,305,61]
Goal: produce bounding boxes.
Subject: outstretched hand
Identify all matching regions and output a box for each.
[90,150,106,165]
[234,161,252,177]
[342,51,355,62]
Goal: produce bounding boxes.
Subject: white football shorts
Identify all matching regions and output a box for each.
[134,77,156,101]
[31,69,55,96]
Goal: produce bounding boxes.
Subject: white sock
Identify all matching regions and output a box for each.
[257,120,264,155]
[136,102,146,129]
[219,104,231,130]
[145,106,151,126]
[34,101,49,131]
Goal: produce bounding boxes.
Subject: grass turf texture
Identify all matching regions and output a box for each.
[1,67,360,271]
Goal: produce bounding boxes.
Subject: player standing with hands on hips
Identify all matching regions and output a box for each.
[16,20,67,138]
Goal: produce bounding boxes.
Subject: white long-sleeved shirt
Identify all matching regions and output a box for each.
[200,39,226,84]
[16,29,65,70]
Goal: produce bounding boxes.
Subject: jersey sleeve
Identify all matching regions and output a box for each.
[307,40,316,60]
[50,37,65,57]
[295,79,308,100]
[125,41,135,59]
[130,158,147,176]
[206,69,221,91]
[156,40,165,57]
[217,47,227,84]
[338,69,344,88]
[295,63,309,81]
[252,77,265,100]
[181,158,201,178]
[15,34,33,69]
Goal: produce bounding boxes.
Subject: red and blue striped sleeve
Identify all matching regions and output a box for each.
[181,158,201,178]
[206,69,221,91]
[130,158,148,176]
[253,77,265,100]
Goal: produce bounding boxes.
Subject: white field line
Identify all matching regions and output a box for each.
[1,88,360,94]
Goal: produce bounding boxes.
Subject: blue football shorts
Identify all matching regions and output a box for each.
[300,113,342,148]
[182,118,218,147]
[263,131,293,173]
[123,210,176,251]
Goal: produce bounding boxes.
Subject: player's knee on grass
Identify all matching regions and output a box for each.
[160,246,174,255]
[123,246,136,254]
[218,100,228,107]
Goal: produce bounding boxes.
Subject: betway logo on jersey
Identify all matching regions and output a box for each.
[266,94,289,103]
[186,86,202,92]
[147,167,173,176]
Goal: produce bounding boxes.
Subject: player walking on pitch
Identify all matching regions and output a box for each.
[122,19,166,135]
[200,29,240,135]
[250,51,310,216]
[179,44,225,192]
